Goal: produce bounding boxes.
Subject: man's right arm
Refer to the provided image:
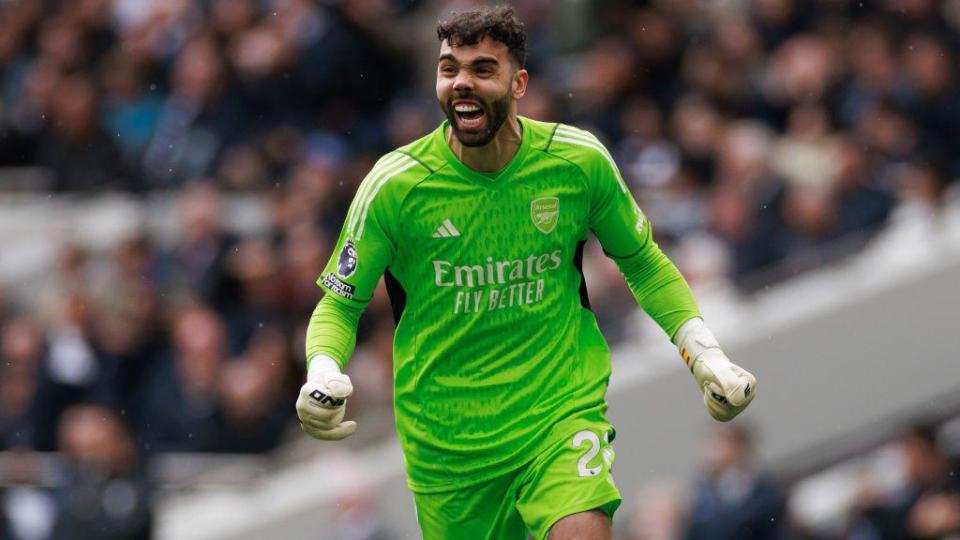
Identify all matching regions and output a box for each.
[297,152,414,440]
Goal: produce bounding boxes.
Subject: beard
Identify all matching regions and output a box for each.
[440,90,512,147]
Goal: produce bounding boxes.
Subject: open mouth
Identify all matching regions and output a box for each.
[454,101,486,130]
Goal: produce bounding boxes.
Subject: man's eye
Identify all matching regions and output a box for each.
[441,66,457,74]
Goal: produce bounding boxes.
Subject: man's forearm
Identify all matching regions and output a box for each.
[612,236,757,421]
[610,233,700,339]
[305,293,364,369]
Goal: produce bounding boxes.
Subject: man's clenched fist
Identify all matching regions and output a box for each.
[674,318,757,422]
[296,356,357,440]
[691,349,756,422]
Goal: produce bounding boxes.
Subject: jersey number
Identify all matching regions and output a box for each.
[572,430,613,477]
[573,429,603,476]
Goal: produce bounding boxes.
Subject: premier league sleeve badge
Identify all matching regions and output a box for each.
[337,239,358,278]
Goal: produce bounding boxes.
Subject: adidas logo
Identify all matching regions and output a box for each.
[432,218,461,238]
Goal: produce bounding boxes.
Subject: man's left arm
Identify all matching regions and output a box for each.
[585,143,757,421]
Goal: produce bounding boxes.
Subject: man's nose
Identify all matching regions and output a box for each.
[452,74,473,92]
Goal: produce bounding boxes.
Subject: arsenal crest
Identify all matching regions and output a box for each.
[531,196,559,234]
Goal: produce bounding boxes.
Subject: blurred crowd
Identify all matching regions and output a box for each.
[1,0,960,538]
[615,422,960,540]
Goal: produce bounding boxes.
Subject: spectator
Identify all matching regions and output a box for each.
[52,404,152,540]
[683,424,786,540]
[142,37,242,186]
[898,34,960,176]
[221,237,286,345]
[36,74,135,191]
[214,335,291,454]
[92,235,168,424]
[0,317,43,450]
[277,222,328,320]
[32,289,105,451]
[98,49,163,161]
[168,181,238,310]
[832,136,895,240]
[138,304,227,453]
[854,425,960,540]
[838,21,899,129]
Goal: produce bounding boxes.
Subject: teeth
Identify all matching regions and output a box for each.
[455,104,481,113]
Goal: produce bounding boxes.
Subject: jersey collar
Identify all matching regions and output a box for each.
[435,115,532,184]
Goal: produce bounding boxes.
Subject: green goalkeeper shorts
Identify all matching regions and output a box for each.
[412,420,621,540]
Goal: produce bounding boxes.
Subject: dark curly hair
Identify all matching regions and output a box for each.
[436,5,527,68]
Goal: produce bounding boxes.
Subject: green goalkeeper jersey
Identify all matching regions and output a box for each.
[314,116,699,492]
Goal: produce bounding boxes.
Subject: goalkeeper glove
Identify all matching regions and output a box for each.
[296,355,357,440]
[674,318,756,422]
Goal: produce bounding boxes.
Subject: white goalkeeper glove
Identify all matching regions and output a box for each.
[296,355,357,441]
[674,318,756,422]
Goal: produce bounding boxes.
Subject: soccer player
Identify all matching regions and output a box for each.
[296,6,756,540]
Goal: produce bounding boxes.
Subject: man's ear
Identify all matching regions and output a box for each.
[512,69,528,100]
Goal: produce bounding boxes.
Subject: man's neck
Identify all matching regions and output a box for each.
[446,115,522,173]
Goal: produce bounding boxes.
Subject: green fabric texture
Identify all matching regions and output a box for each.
[413,414,621,540]
[309,116,701,491]
[607,224,700,340]
[304,293,362,369]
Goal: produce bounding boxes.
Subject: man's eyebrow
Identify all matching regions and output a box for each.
[437,54,500,67]
[471,57,499,67]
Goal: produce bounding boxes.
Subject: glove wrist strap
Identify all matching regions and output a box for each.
[307,355,342,382]
[673,317,721,371]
